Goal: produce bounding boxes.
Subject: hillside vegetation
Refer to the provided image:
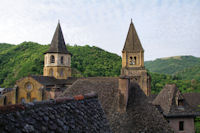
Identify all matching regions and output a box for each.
[0,42,200,94]
[145,56,200,75]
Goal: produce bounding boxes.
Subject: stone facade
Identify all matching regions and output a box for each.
[168,118,195,133]
[16,77,44,103]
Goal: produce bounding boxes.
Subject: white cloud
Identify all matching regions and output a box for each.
[0,0,199,60]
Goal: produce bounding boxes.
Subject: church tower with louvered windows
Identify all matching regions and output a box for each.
[43,22,72,79]
[121,20,151,96]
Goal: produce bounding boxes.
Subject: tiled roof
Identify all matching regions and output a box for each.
[153,84,197,117]
[30,75,78,86]
[183,92,200,114]
[44,22,71,54]
[0,92,111,133]
[123,21,144,52]
[62,77,173,133]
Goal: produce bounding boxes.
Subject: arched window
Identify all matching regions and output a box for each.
[3,96,7,105]
[21,98,26,103]
[61,56,64,64]
[50,55,55,63]
[49,68,53,76]
[134,57,137,64]
[60,69,64,77]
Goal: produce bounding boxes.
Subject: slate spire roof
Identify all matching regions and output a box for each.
[45,22,70,54]
[123,20,144,52]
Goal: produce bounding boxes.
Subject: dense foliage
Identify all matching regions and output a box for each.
[0,42,200,95]
[145,56,200,78]
[0,42,121,88]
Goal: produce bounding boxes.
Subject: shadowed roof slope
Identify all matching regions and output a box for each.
[0,93,111,133]
[45,22,70,54]
[153,84,197,117]
[123,20,144,52]
[62,77,173,133]
[183,93,200,113]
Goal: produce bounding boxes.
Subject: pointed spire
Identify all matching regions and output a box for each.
[123,20,144,52]
[45,22,70,54]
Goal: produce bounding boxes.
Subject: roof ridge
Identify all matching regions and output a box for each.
[0,92,97,113]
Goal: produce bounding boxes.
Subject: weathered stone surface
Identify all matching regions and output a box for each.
[0,93,111,133]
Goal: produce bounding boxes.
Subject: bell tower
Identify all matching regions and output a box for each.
[43,22,71,79]
[121,20,151,96]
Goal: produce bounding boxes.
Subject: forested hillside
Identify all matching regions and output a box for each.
[0,42,121,88]
[0,42,200,94]
[145,56,200,76]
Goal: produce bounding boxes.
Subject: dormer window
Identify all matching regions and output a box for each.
[50,55,55,63]
[178,99,184,106]
[61,56,64,64]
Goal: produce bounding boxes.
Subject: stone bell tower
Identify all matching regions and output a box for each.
[43,22,72,79]
[121,20,151,96]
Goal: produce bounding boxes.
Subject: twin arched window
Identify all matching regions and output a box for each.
[50,55,55,63]
[61,56,64,64]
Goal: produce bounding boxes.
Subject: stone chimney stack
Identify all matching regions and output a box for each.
[118,76,130,112]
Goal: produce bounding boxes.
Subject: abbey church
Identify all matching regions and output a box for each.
[0,21,198,133]
[0,21,151,105]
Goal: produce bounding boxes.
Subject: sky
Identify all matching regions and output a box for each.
[0,0,200,61]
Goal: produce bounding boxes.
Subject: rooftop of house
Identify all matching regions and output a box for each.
[153,84,197,118]
[61,77,173,133]
[0,92,111,133]
[183,92,200,115]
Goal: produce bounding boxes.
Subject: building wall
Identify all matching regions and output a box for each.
[43,53,71,79]
[121,68,150,96]
[16,77,44,103]
[43,66,71,79]
[168,117,195,133]
[0,90,16,106]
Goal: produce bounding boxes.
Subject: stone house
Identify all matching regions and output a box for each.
[153,84,198,133]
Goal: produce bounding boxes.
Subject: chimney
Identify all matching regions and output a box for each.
[118,75,130,112]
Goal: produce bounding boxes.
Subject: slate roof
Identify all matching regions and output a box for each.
[29,75,78,86]
[0,92,111,133]
[153,84,197,118]
[123,20,144,52]
[62,77,173,133]
[45,22,71,54]
[183,93,200,114]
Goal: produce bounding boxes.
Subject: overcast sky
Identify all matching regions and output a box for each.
[0,0,199,60]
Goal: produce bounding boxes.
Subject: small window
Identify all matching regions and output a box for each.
[134,57,137,64]
[179,121,184,131]
[60,69,64,77]
[49,68,53,76]
[61,56,64,64]
[3,96,7,105]
[178,99,184,106]
[21,98,26,103]
[50,55,55,63]
[27,92,31,100]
